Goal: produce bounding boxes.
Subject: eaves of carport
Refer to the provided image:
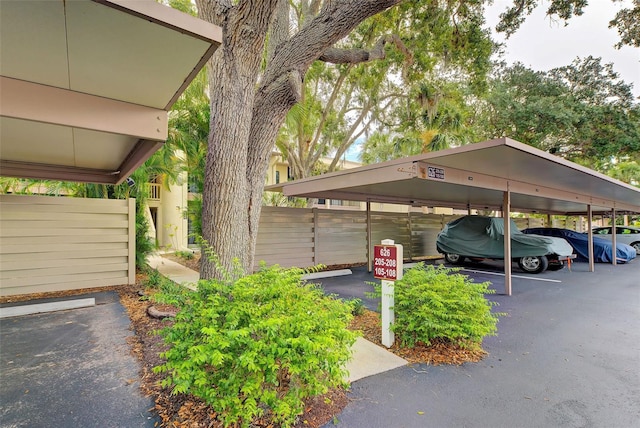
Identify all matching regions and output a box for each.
[268,138,640,295]
[0,0,222,185]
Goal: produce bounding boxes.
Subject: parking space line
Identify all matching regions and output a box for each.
[461,269,562,283]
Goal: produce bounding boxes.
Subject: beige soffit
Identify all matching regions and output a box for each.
[268,138,640,215]
[0,0,221,184]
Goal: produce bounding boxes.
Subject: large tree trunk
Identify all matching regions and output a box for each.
[196,0,401,279]
[197,0,279,279]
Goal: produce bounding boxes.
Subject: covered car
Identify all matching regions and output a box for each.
[523,228,636,263]
[592,226,640,253]
[436,216,574,274]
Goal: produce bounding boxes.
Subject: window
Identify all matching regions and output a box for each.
[275,170,280,184]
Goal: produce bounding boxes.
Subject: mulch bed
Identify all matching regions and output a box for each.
[120,276,347,428]
[164,253,487,366]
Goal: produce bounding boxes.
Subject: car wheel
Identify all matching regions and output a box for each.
[445,253,464,264]
[631,241,640,253]
[518,255,549,274]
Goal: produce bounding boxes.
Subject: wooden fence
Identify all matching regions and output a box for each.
[255,207,464,269]
[0,194,135,296]
[254,207,550,270]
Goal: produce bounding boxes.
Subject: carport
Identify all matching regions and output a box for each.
[0,0,222,296]
[0,0,221,184]
[271,138,640,295]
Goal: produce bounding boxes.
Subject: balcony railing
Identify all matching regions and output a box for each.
[148,183,161,201]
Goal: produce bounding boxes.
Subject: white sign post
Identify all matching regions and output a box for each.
[373,239,403,348]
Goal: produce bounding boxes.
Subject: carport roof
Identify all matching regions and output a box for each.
[268,138,640,215]
[0,0,221,185]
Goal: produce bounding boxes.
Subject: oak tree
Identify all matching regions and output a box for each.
[193,0,638,279]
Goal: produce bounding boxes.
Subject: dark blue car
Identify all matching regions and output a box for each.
[522,228,637,263]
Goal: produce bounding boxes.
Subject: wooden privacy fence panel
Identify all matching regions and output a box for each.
[551,217,577,230]
[371,212,412,259]
[410,213,461,258]
[254,207,461,270]
[254,206,315,269]
[315,209,368,266]
[254,208,563,270]
[513,217,545,230]
[0,194,135,297]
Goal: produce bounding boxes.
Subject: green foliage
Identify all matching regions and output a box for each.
[174,250,194,260]
[374,263,503,348]
[277,0,495,179]
[153,264,357,428]
[480,58,639,171]
[187,196,203,240]
[135,199,155,269]
[262,192,308,208]
[494,0,639,49]
[346,298,365,316]
[143,268,163,288]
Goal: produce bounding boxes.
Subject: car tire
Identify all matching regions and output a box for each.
[445,253,464,264]
[546,263,564,271]
[631,241,640,253]
[518,255,549,274]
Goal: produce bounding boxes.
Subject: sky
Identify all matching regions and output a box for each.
[486,0,640,97]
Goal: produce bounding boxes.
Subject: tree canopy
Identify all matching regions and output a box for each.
[183,0,639,278]
[276,1,495,180]
[478,57,639,169]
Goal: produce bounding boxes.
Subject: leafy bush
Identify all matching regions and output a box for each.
[376,263,503,348]
[143,267,163,288]
[174,250,194,260]
[135,199,155,269]
[347,298,365,316]
[153,264,357,427]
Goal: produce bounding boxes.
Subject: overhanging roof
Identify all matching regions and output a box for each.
[0,0,221,184]
[268,138,640,215]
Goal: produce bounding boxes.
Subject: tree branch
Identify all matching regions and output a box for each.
[259,0,401,94]
[328,99,372,171]
[307,66,353,169]
[319,34,412,65]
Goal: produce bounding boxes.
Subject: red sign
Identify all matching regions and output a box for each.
[373,245,398,280]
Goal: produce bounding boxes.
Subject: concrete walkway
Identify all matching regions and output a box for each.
[146,254,407,382]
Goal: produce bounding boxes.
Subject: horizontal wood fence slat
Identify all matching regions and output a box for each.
[0,194,135,296]
[253,207,463,270]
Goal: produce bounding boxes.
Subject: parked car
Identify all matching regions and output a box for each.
[591,226,640,253]
[523,227,636,263]
[436,215,575,274]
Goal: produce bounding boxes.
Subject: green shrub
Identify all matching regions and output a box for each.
[143,267,163,288]
[135,199,155,269]
[153,264,357,428]
[174,250,194,260]
[347,298,365,316]
[375,263,503,348]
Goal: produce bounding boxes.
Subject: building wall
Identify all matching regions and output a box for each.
[0,194,135,297]
[267,154,289,185]
[158,172,189,251]
[146,173,189,251]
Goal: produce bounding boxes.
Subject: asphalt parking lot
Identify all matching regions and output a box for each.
[317,260,640,428]
[0,291,159,428]
[1,260,637,428]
